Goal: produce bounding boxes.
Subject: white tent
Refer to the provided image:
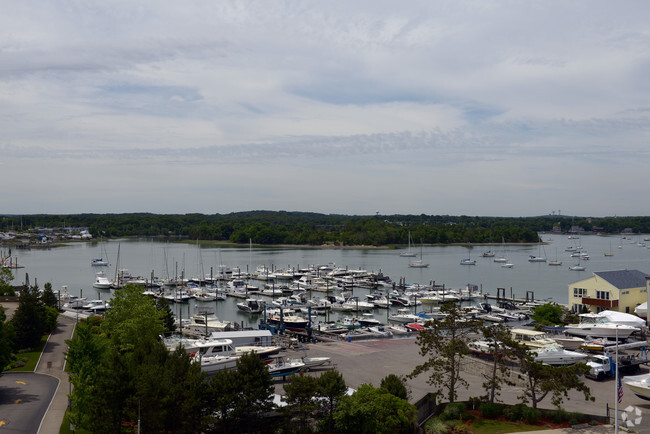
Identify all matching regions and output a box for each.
[597,310,646,328]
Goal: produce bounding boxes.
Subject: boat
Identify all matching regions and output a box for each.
[266,356,306,378]
[399,232,417,257]
[266,313,310,331]
[634,302,647,319]
[190,338,241,374]
[481,250,495,258]
[185,314,232,335]
[408,240,429,268]
[510,328,588,365]
[460,258,476,265]
[548,248,562,266]
[622,373,650,400]
[528,241,547,262]
[501,262,514,268]
[565,313,640,338]
[568,261,586,271]
[92,271,112,289]
[287,356,332,370]
[91,257,109,266]
[236,298,264,314]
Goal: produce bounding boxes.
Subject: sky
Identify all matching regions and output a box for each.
[2,1,650,217]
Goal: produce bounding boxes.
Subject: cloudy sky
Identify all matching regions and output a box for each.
[2,1,649,216]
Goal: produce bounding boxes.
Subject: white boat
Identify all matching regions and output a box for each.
[481,250,495,257]
[533,346,588,366]
[267,356,306,377]
[236,298,264,314]
[287,356,332,370]
[569,263,586,271]
[501,262,514,268]
[460,258,476,265]
[399,232,417,257]
[622,373,650,400]
[190,338,241,374]
[91,257,109,266]
[634,302,647,319]
[528,255,546,262]
[565,314,640,338]
[408,241,429,268]
[185,314,232,335]
[92,271,112,289]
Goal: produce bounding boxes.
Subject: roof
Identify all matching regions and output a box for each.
[593,269,650,289]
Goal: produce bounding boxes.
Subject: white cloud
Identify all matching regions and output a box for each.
[1,1,650,215]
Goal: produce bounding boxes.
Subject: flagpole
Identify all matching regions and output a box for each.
[615,325,619,433]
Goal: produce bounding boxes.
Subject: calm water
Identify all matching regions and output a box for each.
[6,233,650,327]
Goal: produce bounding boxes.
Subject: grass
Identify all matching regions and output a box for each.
[60,410,92,434]
[469,418,549,433]
[7,334,49,372]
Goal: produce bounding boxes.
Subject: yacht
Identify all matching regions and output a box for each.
[565,314,640,338]
[92,271,112,290]
[622,373,650,400]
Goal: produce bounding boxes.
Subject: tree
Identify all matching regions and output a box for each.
[155,297,176,334]
[41,282,59,309]
[514,345,592,409]
[315,369,347,432]
[0,307,15,373]
[204,353,275,432]
[101,284,165,352]
[283,373,319,431]
[380,373,409,400]
[479,323,518,403]
[332,384,417,433]
[531,303,565,327]
[0,267,15,296]
[11,285,47,349]
[409,302,482,402]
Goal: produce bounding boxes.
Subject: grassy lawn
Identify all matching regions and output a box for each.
[469,418,549,433]
[7,334,49,372]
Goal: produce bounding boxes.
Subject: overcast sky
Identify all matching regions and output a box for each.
[2,1,649,217]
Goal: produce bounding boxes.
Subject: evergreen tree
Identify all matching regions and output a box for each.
[0,267,14,296]
[0,307,16,372]
[155,296,176,334]
[11,285,46,349]
[315,369,347,432]
[380,373,409,400]
[40,282,59,309]
[283,373,318,432]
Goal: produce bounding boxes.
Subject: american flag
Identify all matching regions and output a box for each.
[618,377,624,403]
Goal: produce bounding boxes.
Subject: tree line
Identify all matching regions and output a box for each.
[8,211,648,246]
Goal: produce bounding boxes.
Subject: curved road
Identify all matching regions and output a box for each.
[0,303,75,433]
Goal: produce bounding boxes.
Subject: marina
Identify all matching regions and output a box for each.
[6,232,650,330]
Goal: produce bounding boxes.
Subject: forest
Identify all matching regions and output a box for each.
[2,212,650,246]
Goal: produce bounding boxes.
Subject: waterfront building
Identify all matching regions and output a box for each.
[568,269,649,315]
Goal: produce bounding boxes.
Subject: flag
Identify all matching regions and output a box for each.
[618,377,624,403]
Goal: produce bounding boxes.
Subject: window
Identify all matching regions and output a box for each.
[573,287,587,298]
[626,306,630,313]
[596,291,610,300]
[573,304,585,314]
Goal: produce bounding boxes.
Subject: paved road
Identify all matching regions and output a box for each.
[0,303,75,434]
[0,372,59,433]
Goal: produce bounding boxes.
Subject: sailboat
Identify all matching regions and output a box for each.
[528,239,547,262]
[493,237,507,263]
[569,257,586,271]
[604,240,614,257]
[460,245,476,265]
[408,240,429,268]
[548,248,562,266]
[91,240,110,266]
[400,232,417,257]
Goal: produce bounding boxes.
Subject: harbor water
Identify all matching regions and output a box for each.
[6,233,650,328]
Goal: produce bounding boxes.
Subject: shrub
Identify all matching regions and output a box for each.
[441,402,466,421]
[425,418,448,434]
[569,412,585,425]
[479,402,502,419]
[551,408,569,423]
[522,406,540,425]
[504,403,526,421]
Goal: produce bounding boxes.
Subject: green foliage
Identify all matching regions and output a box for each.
[531,303,564,326]
[569,412,585,426]
[155,297,176,334]
[43,306,59,332]
[11,285,47,349]
[521,406,540,424]
[315,369,347,432]
[204,353,275,433]
[504,403,527,421]
[332,384,417,433]
[409,302,482,403]
[283,373,319,432]
[479,323,519,403]
[380,373,408,400]
[101,284,165,351]
[424,417,449,434]
[551,407,569,423]
[41,282,59,309]
[479,402,502,419]
[0,307,15,372]
[0,267,15,296]
[441,402,467,421]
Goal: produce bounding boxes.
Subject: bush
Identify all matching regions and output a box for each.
[504,403,526,421]
[479,402,502,419]
[551,408,569,423]
[441,402,466,421]
[522,406,540,425]
[424,418,448,434]
[569,412,585,425]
